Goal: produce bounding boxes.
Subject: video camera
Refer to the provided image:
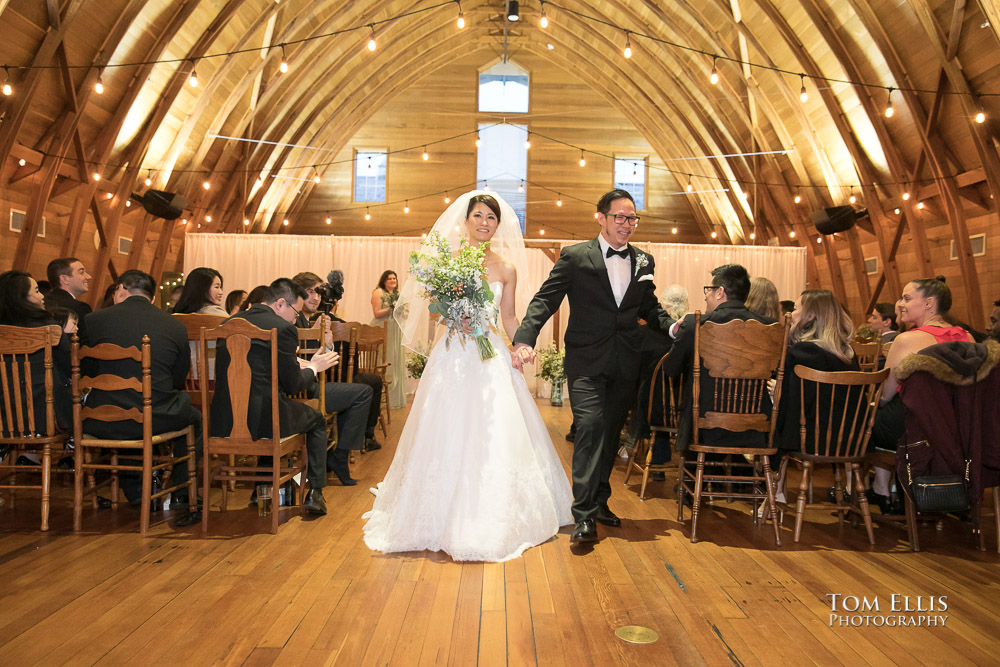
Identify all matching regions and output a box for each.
[315,269,344,314]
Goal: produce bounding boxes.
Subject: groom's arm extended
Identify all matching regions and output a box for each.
[512,247,574,349]
[636,255,676,334]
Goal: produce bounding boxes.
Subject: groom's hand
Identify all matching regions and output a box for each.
[512,343,535,367]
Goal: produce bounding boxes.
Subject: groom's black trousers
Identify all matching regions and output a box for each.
[567,370,637,522]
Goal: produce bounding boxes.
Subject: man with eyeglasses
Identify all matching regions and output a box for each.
[661,264,776,451]
[210,278,373,516]
[513,189,675,546]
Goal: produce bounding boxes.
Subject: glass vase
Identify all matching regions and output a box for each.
[550,379,565,406]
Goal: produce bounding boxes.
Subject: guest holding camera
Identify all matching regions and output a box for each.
[371,270,405,409]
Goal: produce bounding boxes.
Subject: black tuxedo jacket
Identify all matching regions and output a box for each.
[82,295,191,438]
[210,304,317,440]
[663,300,777,449]
[513,237,674,379]
[46,288,93,338]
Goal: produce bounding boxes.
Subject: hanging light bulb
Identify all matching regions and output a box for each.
[444,194,451,204]
[849,187,856,204]
[623,31,632,59]
[313,174,321,184]
[556,195,563,207]
[799,74,808,103]
[916,201,925,209]
[125,199,131,207]
[422,147,429,161]
[2,66,12,96]
[749,232,756,240]
[894,208,901,215]
[18,158,25,167]
[540,1,548,28]
[283,219,289,226]
[404,201,410,213]
[884,88,894,118]
[456,1,466,28]
[243,219,250,226]
[106,192,113,199]
[524,132,531,149]
[794,191,802,204]
[94,71,104,95]
[710,231,718,239]
[188,65,198,88]
[365,207,371,221]
[539,228,545,236]
[579,150,586,167]
[902,191,910,201]
[709,57,719,85]
[279,44,288,73]
[790,230,796,238]
[202,178,211,190]
[144,170,152,187]
[367,25,377,51]
[686,176,694,193]
[976,110,986,124]
[816,236,822,243]
[671,227,678,235]
[93,172,101,182]
[326,215,332,224]
[205,214,212,222]
[475,132,481,148]
[518,180,524,193]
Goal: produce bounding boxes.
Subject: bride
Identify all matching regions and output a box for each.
[362,190,573,562]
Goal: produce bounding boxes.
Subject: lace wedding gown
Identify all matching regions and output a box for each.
[363,282,574,562]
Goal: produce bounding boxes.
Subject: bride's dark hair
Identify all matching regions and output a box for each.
[466,194,501,221]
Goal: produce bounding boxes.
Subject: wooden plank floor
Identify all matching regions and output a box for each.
[2,400,1000,665]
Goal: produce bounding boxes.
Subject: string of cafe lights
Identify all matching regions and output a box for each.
[3,0,980,208]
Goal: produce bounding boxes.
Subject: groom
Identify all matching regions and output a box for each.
[512,189,675,544]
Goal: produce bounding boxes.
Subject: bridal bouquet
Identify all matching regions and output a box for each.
[408,232,498,361]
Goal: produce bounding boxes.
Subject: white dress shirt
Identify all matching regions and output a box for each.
[597,234,631,307]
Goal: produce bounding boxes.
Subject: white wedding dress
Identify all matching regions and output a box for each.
[363,282,574,562]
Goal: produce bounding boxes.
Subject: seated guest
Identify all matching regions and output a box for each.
[664,264,776,450]
[746,277,781,321]
[224,289,247,316]
[990,298,1000,343]
[37,280,52,296]
[0,271,72,434]
[629,284,688,481]
[780,300,795,317]
[773,290,859,497]
[99,282,118,310]
[867,302,899,343]
[240,285,269,312]
[210,279,373,515]
[869,278,974,511]
[82,270,202,525]
[173,267,228,316]
[292,271,384,452]
[45,257,93,337]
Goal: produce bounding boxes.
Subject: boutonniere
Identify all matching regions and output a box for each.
[634,253,649,275]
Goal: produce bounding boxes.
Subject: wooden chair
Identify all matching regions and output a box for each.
[327,321,359,384]
[357,323,390,438]
[849,340,880,372]
[784,365,889,544]
[172,313,227,408]
[71,335,197,535]
[677,314,789,545]
[292,320,335,455]
[199,318,307,534]
[0,324,71,531]
[623,351,682,501]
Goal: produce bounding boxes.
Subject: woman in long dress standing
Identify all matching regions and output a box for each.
[363,191,573,562]
[371,271,406,409]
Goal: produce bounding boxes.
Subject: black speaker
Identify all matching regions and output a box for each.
[131,190,188,220]
[810,206,857,235]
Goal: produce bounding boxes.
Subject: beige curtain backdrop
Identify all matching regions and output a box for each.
[184,234,806,393]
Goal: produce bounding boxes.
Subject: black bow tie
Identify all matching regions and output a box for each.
[606,246,629,259]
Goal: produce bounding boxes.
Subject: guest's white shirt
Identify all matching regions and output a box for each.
[597,234,631,307]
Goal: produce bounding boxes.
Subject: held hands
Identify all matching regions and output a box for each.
[511,343,535,372]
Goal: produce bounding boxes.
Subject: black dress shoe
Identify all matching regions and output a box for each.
[174,511,201,527]
[302,489,328,515]
[364,437,382,452]
[570,519,598,543]
[594,507,621,527]
[649,471,666,482]
[330,449,358,486]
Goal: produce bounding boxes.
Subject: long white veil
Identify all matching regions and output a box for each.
[394,189,527,354]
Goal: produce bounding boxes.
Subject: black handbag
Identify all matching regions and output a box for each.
[902,440,971,513]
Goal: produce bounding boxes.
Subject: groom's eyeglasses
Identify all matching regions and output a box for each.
[611,214,640,228]
[703,285,721,295]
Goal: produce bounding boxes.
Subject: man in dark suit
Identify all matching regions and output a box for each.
[210,278,372,516]
[46,257,93,337]
[662,264,776,451]
[513,189,675,545]
[82,270,201,526]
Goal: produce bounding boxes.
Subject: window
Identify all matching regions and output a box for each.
[477,123,527,233]
[614,157,646,210]
[354,150,387,203]
[9,208,46,237]
[478,61,529,113]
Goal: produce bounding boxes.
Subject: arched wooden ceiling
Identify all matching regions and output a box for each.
[1,0,998,326]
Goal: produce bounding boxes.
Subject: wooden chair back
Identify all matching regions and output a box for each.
[691,314,790,445]
[0,324,69,531]
[849,340,881,372]
[199,318,306,534]
[291,319,326,413]
[647,353,683,440]
[0,324,63,441]
[793,366,889,460]
[73,336,152,441]
[173,313,227,404]
[327,320,359,383]
[356,324,387,377]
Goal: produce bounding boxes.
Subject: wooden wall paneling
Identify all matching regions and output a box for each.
[759,162,821,288]
[845,226,873,311]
